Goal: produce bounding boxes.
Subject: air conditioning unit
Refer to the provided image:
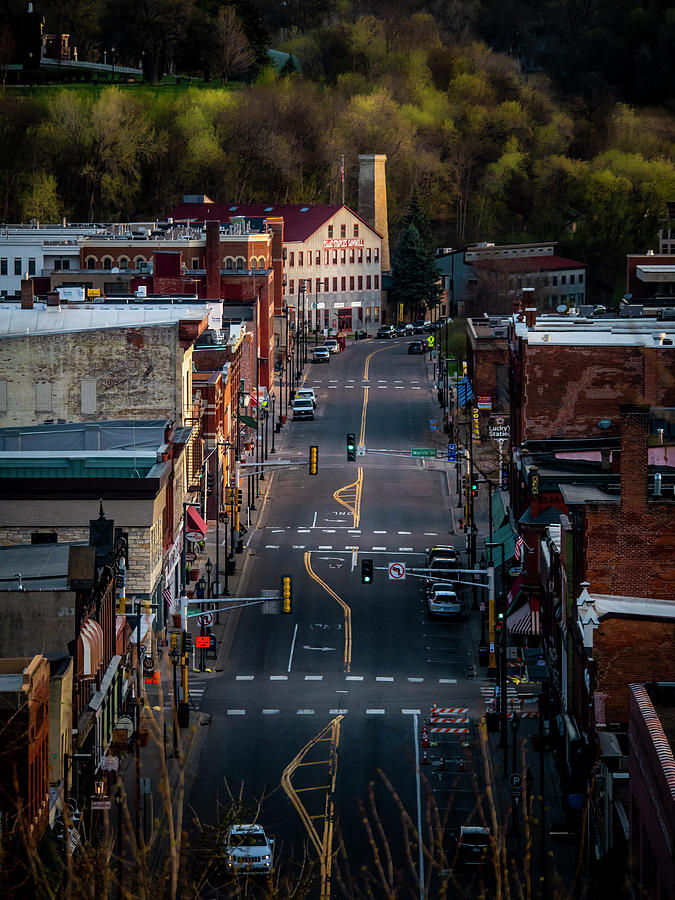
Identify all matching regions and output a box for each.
[491,327,508,338]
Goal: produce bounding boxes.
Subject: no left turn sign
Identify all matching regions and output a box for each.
[388,562,406,581]
[197,612,214,627]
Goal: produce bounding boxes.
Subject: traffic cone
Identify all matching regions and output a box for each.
[422,730,429,749]
[458,758,465,772]
[431,702,437,717]
[439,756,446,771]
[421,747,429,765]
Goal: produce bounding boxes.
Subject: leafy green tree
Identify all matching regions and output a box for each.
[20,172,60,223]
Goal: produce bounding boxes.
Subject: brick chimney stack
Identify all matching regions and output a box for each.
[21,278,34,309]
[358,154,390,272]
[524,307,537,328]
[205,220,221,300]
[619,403,649,512]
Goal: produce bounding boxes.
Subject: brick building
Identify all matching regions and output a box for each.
[626,252,675,305]
[0,655,50,842]
[629,682,675,900]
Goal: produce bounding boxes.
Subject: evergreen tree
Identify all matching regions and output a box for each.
[389,223,441,319]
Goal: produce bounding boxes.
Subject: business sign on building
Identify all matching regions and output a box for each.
[323,238,365,250]
[477,396,492,410]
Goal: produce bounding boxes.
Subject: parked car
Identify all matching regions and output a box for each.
[412,320,427,334]
[292,398,314,420]
[425,555,459,592]
[295,387,317,408]
[427,588,464,619]
[312,346,330,363]
[323,339,339,354]
[407,340,426,354]
[453,826,490,868]
[224,824,275,875]
[427,545,459,567]
[394,324,408,336]
[376,325,396,339]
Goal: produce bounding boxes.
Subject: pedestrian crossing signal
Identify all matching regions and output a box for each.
[309,445,319,475]
[361,559,374,584]
[347,433,356,461]
[281,575,293,614]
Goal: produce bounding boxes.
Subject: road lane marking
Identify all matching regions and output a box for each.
[439,678,458,684]
[305,675,324,681]
[265,545,280,549]
[270,675,288,681]
[407,677,424,682]
[346,675,363,681]
[318,545,333,550]
[376,676,394,682]
[424,532,438,536]
[366,709,385,715]
[298,529,310,533]
[297,709,316,715]
[413,713,425,899]
[227,709,246,715]
[399,546,413,551]
[305,552,352,672]
[322,529,336,533]
[236,675,254,681]
[292,545,306,549]
[402,709,421,715]
[263,709,280,715]
[329,709,348,714]
[374,530,387,534]
[399,531,412,535]
[372,546,386,550]
[287,623,299,673]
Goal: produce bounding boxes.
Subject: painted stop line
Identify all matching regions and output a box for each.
[388,562,406,580]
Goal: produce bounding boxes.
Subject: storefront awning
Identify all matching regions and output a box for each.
[507,575,525,611]
[507,599,541,635]
[186,506,208,538]
[489,522,517,564]
[79,618,104,676]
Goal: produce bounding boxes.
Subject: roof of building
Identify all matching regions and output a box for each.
[579,587,675,622]
[0,541,84,590]
[468,255,585,273]
[631,683,675,798]
[514,313,675,346]
[169,201,381,243]
[0,304,207,338]
[0,420,168,452]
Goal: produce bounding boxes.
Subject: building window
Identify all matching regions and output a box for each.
[250,258,257,270]
[324,277,329,292]
[36,381,53,413]
[81,376,97,414]
[259,256,265,268]
[289,252,294,267]
[551,276,558,286]
[236,257,244,270]
[374,248,379,263]
[374,307,379,321]
[14,258,21,275]
[328,225,333,238]
[332,277,338,291]
[543,276,549,287]
[570,274,575,285]
[315,251,321,265]
[353,224,359,237]
[61,259,70,270]
[579,273,584,284]
[102,257,113,270]
[365,307,371,323]
[86,257,96,269]
[366,248,372,263]
[358,275,363,290]
[0,258,6,275]
[366,275,372,290]
[341,276,346,291]
[119,257,129,269]
[578,293,585,303]
[316,280,320,293]
[332,250,338,265]
[324,251,329,265]
[340,224,346,238]
[299,251,303,266]
[225,257,234,270]
[349,249,354,264]
[358,249,363,264]
[28,258,36,276]
[349,276,355,290]
[306,279,311,291]
[31,530,57,544]
[374,275,379,289]
[135,256,146,269]
[289,279,295,293]
[338,250,344,265]
[561,274,567,285]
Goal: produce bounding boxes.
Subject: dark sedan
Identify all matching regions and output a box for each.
[407,340,426,354]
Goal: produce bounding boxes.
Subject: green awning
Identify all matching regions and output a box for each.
[491,488,507,529]
[487,522,517,564]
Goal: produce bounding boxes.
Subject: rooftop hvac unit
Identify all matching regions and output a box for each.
[619,304,643,317]
[657,308,675,321]
[491,327,508,338]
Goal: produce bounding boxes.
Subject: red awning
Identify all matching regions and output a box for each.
[186,506,208,538]
[507,574,525,610]
[507,600,541,636]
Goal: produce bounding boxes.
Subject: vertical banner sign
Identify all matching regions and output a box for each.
[398,303,404,322]
[501,462,509,491]
[472,407,480,442]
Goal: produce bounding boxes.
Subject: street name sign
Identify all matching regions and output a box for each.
[411,448,436,457]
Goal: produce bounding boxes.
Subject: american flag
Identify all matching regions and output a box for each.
[515,536,524,561]
[163,585,172,611]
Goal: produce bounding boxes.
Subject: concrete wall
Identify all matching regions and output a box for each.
[0,323,187,428]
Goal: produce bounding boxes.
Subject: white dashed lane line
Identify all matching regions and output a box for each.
[372,546,386,550]
[318,545,333,550]
[305,675,323,681]
[297,709,315,715]
[262,709,280,715]
[346,675,364,681]
[236,675,254,681]
[376,676,394,682]
[227,709,246,715]
[265,545,279,549]
[367,709,386,715]
[270,675,288,681]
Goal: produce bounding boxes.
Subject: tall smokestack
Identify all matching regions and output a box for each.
[358,154,390,272]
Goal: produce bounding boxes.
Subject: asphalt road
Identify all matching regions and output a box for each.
[187,338,491,898]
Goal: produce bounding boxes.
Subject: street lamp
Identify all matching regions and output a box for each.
[271,393,276,453]
[486,539,509,773]
[111,46,115,81]
[205,557,213,598]
[168,645,181,758]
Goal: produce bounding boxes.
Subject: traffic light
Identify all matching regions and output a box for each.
[361,558,374,584]
[347,433,356,461]
[280,575,293,614]
[495,595,506,633]
[471,479,479,497]
[308,445,319,476]
[206,473,215,495]
[182,630,193,655]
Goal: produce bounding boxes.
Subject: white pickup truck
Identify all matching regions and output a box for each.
[224,823,274,874]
